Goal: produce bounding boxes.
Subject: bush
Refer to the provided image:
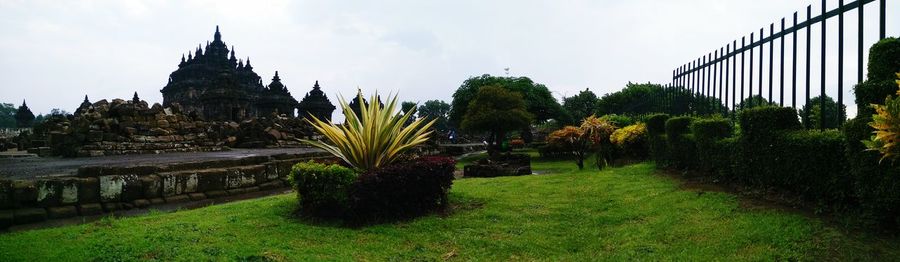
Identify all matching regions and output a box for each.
[844,116,900,228]
[665,117,696,169]
[691,118,734,176]
[866,37,900,82]
[775,130,850,207]
[610,123,648,158]
[649,134,669,167]
[646,114,670,135]
[289,161,358,218]
[348,156,456,223]
[690,118,733,142]
[738,106,800,139]
[538,142,573,158]
[599,114,634,127]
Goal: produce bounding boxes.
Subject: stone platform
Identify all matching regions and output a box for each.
[0,148,331,229]
[0,148,321,180]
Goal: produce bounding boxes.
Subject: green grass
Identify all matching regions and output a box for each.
[1,152,898,261]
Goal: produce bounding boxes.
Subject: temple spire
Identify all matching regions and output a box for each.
[214,25,221,42]
[21,99,26,107]
[132,92,140,103]
[83,95,89,103]
[245,57,252,69]
[313,80,320,90]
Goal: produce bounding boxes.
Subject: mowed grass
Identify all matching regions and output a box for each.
[1,153,898,261]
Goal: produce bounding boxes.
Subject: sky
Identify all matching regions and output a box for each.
[0,0,897,120]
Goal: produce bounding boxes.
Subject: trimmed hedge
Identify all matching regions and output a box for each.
[866,37,900,82]
[844,116,900,227]
[289,161,358,218]
[646,114,670,136]
[739,106,801,138]
[691,118,734,176]
[665,116,695,169]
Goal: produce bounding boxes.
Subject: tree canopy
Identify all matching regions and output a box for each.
[0,103,16,128]
[562,88,598,123]
[800,95,847,129]
[461,85,533,155]
[450,74,566,127]
[417,100,451,132]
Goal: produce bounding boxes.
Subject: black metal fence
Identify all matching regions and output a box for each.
[660,0,890,128]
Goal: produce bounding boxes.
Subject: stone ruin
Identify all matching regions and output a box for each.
[19,94,317,157]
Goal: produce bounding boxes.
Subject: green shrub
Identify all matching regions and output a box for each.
[775,130,850,207]
[738,106,800,139]
[289,161,358,218]
[665,116,693,139]
[348,156,456,224]
[854,79,899,115]
[665,117,695,169]
[646,114,670,135]
[649,134,669,167]
[610,123,649,159]
[599,114,634,127]
[691,118,733,142]
[866,37,900,82]
[844,116,900,227]
[691,118,735,176]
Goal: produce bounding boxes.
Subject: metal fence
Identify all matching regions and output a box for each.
[660,0,890,128]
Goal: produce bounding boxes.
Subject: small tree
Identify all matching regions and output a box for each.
[548,126,590,169]
[461,85,533,156]
[580,115,617,169]
[799,95,847,129]
[563,88,598,123]
[417,100,451,132]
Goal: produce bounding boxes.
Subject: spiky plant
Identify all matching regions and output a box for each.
[580,115,617,169]
[864,73,900,164]
[302,93,435,171]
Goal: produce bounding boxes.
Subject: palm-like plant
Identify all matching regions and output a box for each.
[303,93,436,171]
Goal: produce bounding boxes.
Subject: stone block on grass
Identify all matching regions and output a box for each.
[14,208,47,224]
[188,193,207,201]
[78,177,100,204]
[78,203,103,216]
[0,210,13,229]
[47,206,78,219]
[164,195,189,204]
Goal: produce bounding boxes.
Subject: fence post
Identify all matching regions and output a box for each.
[820,0,827,130]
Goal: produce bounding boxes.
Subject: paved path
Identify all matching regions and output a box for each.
[0,148,322,180]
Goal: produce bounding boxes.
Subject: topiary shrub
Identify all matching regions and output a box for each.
[734,106,801,186]
[691,118,734,176]
[646,114,670,136]
[289,161,358,218]
[348,156,456,223]
[775,130,850,207]
[665,116,696,169]
[854,37,900,115]
[845,114,900,228]
[738,106,801,139]
[599,114,635,127]
[610,123,649,159]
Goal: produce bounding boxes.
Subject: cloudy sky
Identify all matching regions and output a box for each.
[0,0,896,119]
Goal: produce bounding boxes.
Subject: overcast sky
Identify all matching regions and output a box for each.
[0,0,896,119]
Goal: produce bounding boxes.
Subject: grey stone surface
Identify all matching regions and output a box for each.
[47,206,78,219]
[78,203,103,216]
[13,208,47,224]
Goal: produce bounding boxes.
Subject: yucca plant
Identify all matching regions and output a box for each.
[302,93,436,171]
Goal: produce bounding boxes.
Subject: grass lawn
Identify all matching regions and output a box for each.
[1,152,898,261]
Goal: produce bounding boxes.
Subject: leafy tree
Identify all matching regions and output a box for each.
[450,74,566,127]
[0,103,15,128]
[800,95,847,129]
[547,126,589,169]
[562,88,598,123]
[461,85,533,156]
[736,95,777,111]
[417,100,451,132]
[401,101,418,126]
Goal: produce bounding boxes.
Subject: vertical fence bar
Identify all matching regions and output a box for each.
[838,0,844,125]
[720,47,725,114]
[780,18,785,106]
[805,5,811,127]
[880,0,886,39]
[759,27,764,105]
[733,39,738,115]
[820,0,827,130]
[750,32,755,107]
[743,36,747,109]
[769,23,774,104]
[793,12,798,109]
[725,44,731,114]
[858,0,864,84]
[713,50,718,106]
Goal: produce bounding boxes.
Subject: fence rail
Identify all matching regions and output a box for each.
[661,0,890,129]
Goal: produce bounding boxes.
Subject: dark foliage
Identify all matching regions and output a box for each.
[738,106,801,138]
[348,156,456,223]
[450,74,567,127]
[844,117,900,228]
[799,95,847,129]
[646,114,669,136]
[562,88,599,122]
[665,117,695,169]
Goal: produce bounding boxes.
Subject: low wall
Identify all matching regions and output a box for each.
[0,151,332,228]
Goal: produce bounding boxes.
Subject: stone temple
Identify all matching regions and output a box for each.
[161,26,305,121]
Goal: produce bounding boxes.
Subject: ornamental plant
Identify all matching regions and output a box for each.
[864,73,900,164]
[610,122,648,157]
[303,93,435,171]
[580,115,617,169]
[547,126,590,169]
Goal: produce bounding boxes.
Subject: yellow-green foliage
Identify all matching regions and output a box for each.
[580,115,617,145]
[610,123,647,147]
[303,93,435,171]
[864,73,900,164]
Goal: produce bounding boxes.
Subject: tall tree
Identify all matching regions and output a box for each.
[800,95,847,129]
[450,74,566,127]
[417,100,451,132]
[0,103,16,128]
[461,85,533,156]
[562,88,598,122]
